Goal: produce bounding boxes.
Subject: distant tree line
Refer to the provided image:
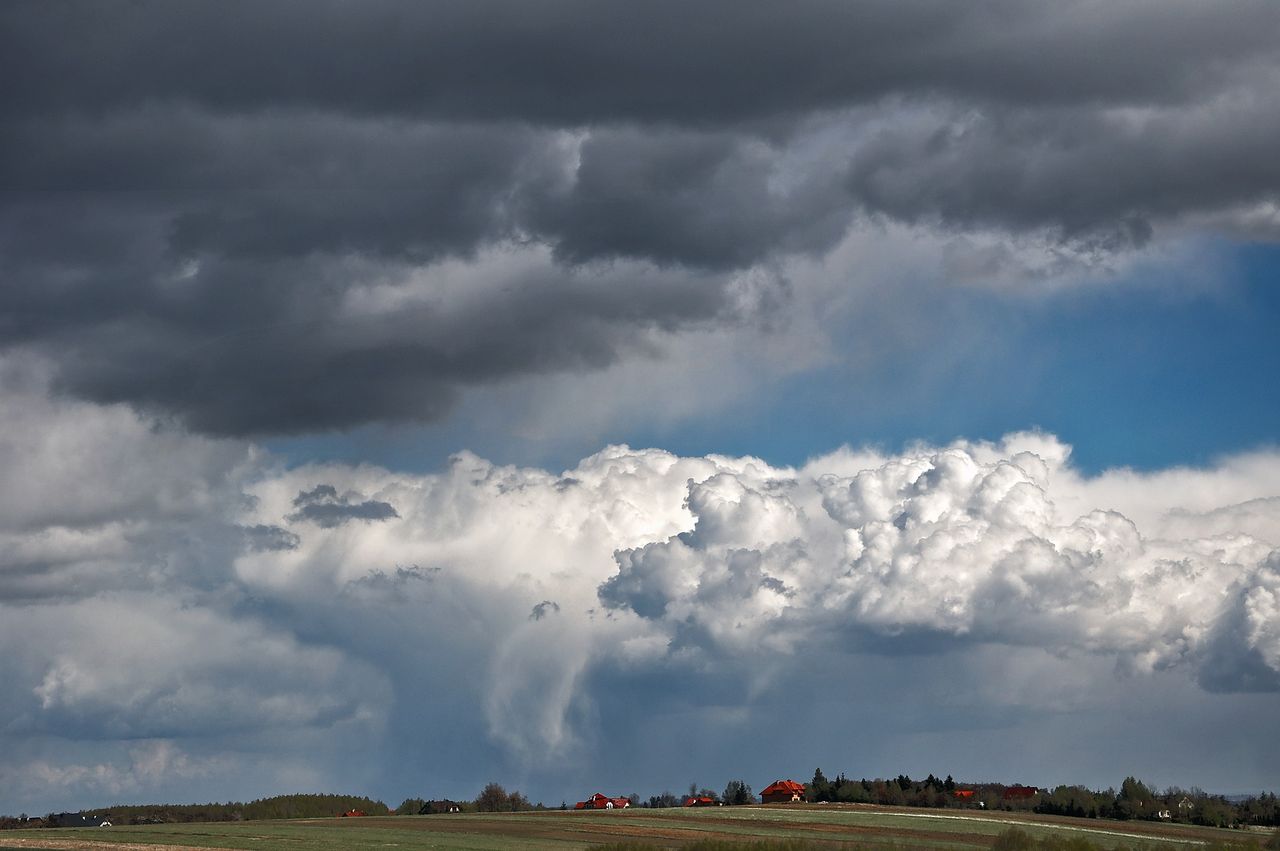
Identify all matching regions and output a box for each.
[0,794,391,828]
[0,785,561,829]
[805,768,959,807]
[639,781,752,808]
[1036,778,1280,829]
[801,768,1280,830]
[644,791,683,808]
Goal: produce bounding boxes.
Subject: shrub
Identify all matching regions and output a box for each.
[992,827,1036,851]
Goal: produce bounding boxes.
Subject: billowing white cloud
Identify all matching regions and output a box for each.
[228,431,1280,765]
[2,366,1278,810]
[603,434,1279,688]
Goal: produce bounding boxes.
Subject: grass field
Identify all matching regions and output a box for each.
[0,804,1272,851]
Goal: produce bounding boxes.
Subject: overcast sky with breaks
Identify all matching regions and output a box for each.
[2,0,1279,815]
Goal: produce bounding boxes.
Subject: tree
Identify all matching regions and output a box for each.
[1193,796,1234,828]
[475,783,510,813]
[808,768,831,803]
[723,780,753,806]
[395,798,426,816]
[1116,777,1156,820]
[647,791,680,808]
[834,780,869,804]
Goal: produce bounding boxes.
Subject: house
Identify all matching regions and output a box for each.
[419,800,462,814]
[1002,786,1038,800]
[760,780,806,803]
[574,793,630,810]
[953,790,976,800]
[684,796,720,807]
[339,809,368,817]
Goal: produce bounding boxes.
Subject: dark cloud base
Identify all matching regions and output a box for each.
[2,0,1279,438]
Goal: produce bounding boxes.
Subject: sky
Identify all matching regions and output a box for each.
[1,0,1279,815]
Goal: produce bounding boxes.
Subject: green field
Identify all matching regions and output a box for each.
[0,804,1272,851]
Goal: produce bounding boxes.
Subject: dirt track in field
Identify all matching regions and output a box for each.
[320,807,1221,846]
[793,804,1223,844]
[0,840,238,851]
[313,811,989,846]
[1,806,1253,849]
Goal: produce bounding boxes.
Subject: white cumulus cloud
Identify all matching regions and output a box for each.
[2,365,1278,808]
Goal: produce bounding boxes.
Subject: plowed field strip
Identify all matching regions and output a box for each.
[780,810,1206,845]
[0,841,239,851]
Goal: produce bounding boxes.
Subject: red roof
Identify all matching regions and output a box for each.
[954,790,975,799]
[684,796,718,807]
[761,780,805,795]
[576,793,630,809]
[1003,786,1038,799]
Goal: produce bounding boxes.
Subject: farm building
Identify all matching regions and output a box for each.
[953,789,976,800]
[339,809,368,817]
[1003,786,1038,800]
[575,793,630,810]
[49,813,106,828]
[760,780,806,803]
[419,800,462,814]
[684,796,720,807]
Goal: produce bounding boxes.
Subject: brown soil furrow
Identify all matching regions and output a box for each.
[0,840,238,851]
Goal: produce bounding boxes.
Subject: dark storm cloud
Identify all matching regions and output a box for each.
[844,100,1280,243]
[520,127,852,268]
[0,110,770,434]
[4,0,1278,123]
[3,0,1280,436]
[288,485,399,528]
[0,111,548,260]
[19,242,740,434]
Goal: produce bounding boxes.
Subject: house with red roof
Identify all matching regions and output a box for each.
[574,793,630,810]
[684,796,720,807]
[1003,786,1038,800]
[760,780,806,804]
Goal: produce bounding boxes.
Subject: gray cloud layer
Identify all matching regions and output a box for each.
[5,1,1278,121]
[3,1,1279,435]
